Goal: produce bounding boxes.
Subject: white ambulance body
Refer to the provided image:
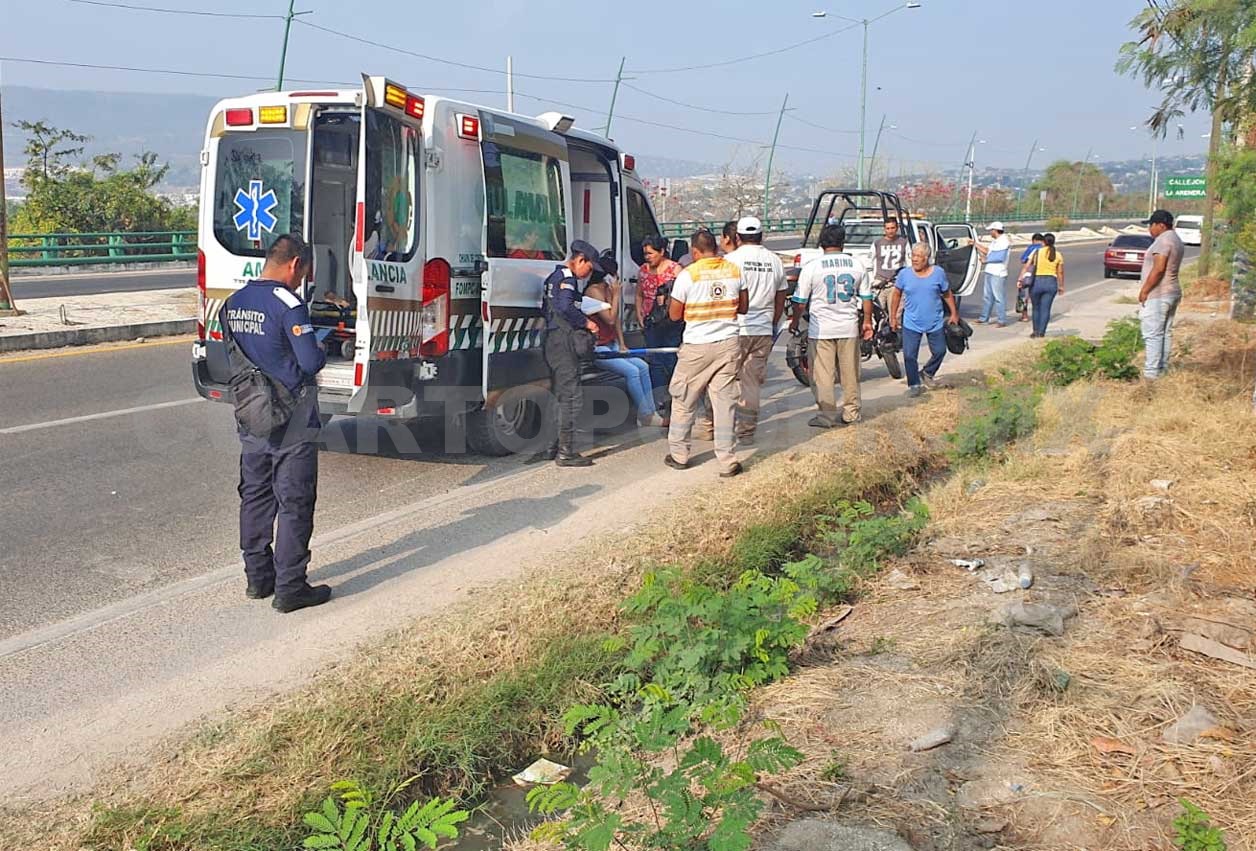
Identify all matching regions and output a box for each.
[193,75,665,454]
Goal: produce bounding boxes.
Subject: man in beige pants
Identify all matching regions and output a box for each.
[790,224,873,428]
[664,230,749,477]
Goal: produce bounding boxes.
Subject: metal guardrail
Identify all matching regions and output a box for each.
[6,231,196,267]
[658,211,1147,238]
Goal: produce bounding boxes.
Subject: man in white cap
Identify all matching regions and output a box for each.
[700,214,787,443]
[974,221,1011,327]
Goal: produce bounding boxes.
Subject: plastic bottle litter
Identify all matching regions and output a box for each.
[1017,565,1034,589]
[950,558,985,572]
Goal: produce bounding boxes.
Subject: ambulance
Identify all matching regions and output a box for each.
[192,75,666,455]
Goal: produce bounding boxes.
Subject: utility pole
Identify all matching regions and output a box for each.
[866,113,891,187]
[1148,133,1160,218]
[603,57,626,137]
[276,0,312,90]
[763,93,789,220]
[0,78,17,317]
[506,56,515,112]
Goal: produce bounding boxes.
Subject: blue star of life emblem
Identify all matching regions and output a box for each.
[232,179,279,241]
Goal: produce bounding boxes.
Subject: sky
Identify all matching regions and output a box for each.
[0,0,1214,176]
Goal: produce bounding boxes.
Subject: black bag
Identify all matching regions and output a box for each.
[221,317,304,438]
[944,318,973,356]
[644,281,675,329]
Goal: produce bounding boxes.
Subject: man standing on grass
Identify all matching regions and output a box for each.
[974,222,1011,327]
[1138,210,1184,380]
[664,229,749,478]
[790,224,874,428]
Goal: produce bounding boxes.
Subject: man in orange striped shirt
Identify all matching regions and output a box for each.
[664,230,749,478]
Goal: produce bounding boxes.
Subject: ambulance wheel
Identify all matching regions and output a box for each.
[466,391,545,457]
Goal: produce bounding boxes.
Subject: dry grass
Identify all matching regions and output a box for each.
[727,319,1256,850]
[3,385,963,851]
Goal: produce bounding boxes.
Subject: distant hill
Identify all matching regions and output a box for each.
[3,86,218,188]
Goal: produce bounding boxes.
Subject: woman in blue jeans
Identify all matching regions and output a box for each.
[1028,233,1065,338]
[585,263,666,428]
[891,243,961,397]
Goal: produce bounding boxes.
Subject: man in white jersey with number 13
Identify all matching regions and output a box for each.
[790,223,873,428]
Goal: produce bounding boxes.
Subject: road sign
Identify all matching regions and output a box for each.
[1164,175,1206,199]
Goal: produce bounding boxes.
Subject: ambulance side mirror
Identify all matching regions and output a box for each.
[670,239,689,263]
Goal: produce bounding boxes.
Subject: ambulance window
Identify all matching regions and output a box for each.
[212,129,307,257]
[363,110,420,262]
[626,188,660,264]
[483,141,567,261]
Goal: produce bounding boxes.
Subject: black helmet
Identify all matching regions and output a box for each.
[945,318,973,355]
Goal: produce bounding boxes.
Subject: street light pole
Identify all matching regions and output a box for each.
[0,80,15,316]
[275,0,312,90]
[857,19,868,190]
[963,132,982,222]
[1016,139,1041,217]
[763,92,790,219]
[1070,148,1093,217]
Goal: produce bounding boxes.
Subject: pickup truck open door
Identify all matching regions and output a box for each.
[932,222,981,299]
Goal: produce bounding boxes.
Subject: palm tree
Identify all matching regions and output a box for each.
[1117,0,1255,275]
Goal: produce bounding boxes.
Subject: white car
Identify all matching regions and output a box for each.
[1176,214,1203,246]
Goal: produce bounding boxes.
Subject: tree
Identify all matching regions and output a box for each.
[14,120,88,184]
[714,150,765,219]
[1117,0,1256,274]
[1030,161,1115,214]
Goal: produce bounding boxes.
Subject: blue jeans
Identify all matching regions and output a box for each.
[980,272,1007,324]
[1140,294,1180,379]
[1030,276,1058,337]
[644,321,684,403]
[901,326,947,388]
[595,343,658,419]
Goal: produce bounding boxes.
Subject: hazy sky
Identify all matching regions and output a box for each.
[1,0,1212,174]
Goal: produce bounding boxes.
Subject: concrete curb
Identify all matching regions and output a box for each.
[0,319,196,353]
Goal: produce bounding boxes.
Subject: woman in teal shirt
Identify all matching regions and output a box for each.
[891,243,961,397]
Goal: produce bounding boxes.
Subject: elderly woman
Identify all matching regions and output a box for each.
[891,243,960,397]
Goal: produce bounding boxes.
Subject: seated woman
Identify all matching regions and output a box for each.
[584,255,666,428]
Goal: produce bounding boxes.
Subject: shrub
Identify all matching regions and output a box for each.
[1039,318,1143,385]
[1045,215,1070,232]
[1173,799,1227,851]
[947,386,1042,460]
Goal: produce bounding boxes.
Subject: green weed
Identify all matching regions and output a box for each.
[1039,317,1144,385]
[1173,799,1227,851]
[947,386,1042,460]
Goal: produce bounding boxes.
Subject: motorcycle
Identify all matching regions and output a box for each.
[785,282,903,386]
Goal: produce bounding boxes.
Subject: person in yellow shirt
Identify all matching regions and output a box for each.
[1028,233,1065,338]
[664,230,749,477]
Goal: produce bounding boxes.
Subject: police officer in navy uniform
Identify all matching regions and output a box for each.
[221,234,332,613]
[541,240,603,467]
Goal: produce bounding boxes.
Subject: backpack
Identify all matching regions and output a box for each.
[221,317,305,438]
[944,318,974,355]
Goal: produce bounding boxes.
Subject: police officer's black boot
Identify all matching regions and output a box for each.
[272,583,333,613]
[556,451,593,467]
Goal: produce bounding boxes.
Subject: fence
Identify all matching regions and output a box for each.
[658,211,1147,238]
[6,231,196,268]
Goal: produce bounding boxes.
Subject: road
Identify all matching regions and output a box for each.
[0,240,1188,798]
[9,267,197,299]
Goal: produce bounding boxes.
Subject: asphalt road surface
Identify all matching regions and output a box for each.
[10,267,197,299]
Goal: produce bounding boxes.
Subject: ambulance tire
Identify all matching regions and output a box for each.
[466,391,546,457]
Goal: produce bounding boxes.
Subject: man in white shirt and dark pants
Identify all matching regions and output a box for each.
[789,224,874,427]
[974,222,1011,327]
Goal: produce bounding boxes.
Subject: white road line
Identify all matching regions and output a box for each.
[0,398,204,435]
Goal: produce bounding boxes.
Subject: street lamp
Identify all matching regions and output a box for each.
[811,2,922,190]
[865,115,897,186]
[1016,142,1045,217]
[964,136,986,222]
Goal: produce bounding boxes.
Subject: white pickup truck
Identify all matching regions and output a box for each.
[778,189,982,300]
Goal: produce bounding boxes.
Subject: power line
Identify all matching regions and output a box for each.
[294,20,618,84]
[0,54,348,84]
[628,20,861,74]
[786,113,861,135]
[620,82,778,117]
[68,0,285,20]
